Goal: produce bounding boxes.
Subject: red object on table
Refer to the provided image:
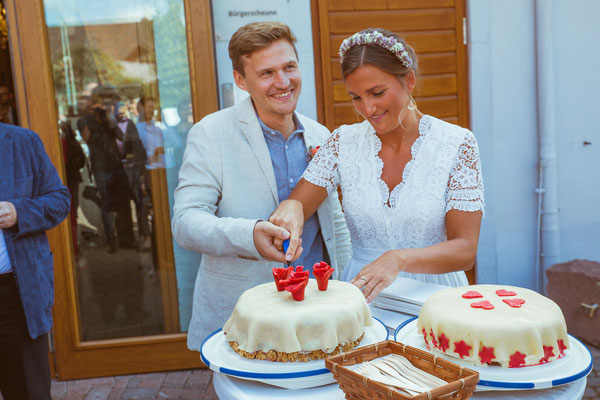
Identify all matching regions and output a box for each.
[313,261,334,290]
[272,266,293,291]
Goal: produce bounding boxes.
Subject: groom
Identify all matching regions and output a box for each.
[172,22,351,351]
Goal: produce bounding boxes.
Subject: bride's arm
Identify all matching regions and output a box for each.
[353,209,482,302]
[269,178,328,261]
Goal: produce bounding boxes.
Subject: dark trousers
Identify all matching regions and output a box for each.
[0,273,52,400]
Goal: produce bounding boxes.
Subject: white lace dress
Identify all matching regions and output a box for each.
[302,115,484,287]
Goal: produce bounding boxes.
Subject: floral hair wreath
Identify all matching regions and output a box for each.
[338,30,413,68]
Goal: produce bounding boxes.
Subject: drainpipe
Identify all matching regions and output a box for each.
[534,0,560,294]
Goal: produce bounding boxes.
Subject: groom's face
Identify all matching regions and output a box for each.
[233,39,301,123]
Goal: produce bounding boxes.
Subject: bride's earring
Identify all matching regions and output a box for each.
[407,94,417,111]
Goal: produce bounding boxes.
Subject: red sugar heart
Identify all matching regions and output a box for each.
[462,291,483,299]
[503,298,526,308]
[496,289,517,296]
[471,300,494,310]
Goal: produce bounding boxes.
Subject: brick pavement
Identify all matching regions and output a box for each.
[0,344,597,400]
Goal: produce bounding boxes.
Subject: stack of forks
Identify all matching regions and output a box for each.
[348,354,448,397]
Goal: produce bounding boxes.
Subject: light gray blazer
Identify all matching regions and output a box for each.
[172,96,352,350]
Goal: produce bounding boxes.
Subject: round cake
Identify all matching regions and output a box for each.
[417,284,569,367]
[223,279,372,362]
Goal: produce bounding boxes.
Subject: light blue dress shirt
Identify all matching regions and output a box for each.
[0,230,12,274]
[258,115,327,275]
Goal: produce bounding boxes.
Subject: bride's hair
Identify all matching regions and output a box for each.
[340,28,418,83]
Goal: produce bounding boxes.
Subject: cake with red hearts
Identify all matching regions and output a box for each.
[222,278,372,362]
[417,284,569,367]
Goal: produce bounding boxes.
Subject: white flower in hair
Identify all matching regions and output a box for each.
[338,30,413,68]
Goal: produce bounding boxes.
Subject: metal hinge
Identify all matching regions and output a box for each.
[462,17,468,45]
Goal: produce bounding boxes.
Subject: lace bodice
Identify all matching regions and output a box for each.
[303,115,484,250]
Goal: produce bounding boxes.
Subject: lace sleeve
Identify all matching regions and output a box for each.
[301,128,341,194]
[446,131,485,214]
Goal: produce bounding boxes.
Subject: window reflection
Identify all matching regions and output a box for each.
[44,0,198,340]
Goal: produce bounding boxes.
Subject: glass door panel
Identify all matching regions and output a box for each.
[43,0,199,341]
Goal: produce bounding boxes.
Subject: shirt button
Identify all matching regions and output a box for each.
[289,178,293,183]
[285,145,288,150]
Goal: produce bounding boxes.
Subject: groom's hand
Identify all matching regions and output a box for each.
[253,221,303,262]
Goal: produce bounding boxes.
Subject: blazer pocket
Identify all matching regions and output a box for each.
[13,175,33,198]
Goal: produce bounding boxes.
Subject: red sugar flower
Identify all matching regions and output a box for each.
[539,345,555,363]
[313,261,334,291]
[509,351,526,368]
[479,346,496,365]
[558,339,567,356]
[462,291,483,299]
[272,266,293,291]
[281,266,310,301]
[454,340,472,359]
[438,333,450,352]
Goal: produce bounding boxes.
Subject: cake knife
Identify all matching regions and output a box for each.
[282,239,294,269]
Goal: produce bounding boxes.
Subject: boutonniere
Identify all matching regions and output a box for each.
[306,145,320,162]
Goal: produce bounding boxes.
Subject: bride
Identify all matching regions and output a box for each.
[269,28,485,302]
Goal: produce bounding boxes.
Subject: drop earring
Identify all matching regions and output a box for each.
[407,94,417,111]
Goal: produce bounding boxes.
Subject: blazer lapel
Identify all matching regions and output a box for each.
[237,97,279,204]
[0,129,13,201]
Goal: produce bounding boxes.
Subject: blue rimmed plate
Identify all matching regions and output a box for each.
[200,317,388,389]
[394,316,593,391]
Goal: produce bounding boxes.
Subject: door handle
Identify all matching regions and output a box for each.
[581,303,598,318]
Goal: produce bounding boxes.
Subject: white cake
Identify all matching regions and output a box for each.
[223,279,372,362]
[417,284,569,367]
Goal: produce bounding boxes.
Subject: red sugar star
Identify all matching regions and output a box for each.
[509,351,526,368]
[539,345,555,363]
[438,333,450,352]
[479,346,496,365]
[558,339,567,356]
[430,329,438,349]
[422,328,430,350]
[454,340,472,359]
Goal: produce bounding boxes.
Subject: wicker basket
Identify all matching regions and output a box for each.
[325,340,479,400]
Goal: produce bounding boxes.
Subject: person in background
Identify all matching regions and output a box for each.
[270,28,484,302]
[79,95,134,252]
[115,103,150,252]
[60,120,86,257]
[0,122,70,398]
[172,22,352,351]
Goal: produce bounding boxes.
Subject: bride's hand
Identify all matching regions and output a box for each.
[351,250,402,303]
[269,199,304,261]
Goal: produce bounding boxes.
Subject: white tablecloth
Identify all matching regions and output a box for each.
[213,306,587,400]
[213,372,586,400]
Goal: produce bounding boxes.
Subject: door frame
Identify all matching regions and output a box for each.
[5,0,218,379]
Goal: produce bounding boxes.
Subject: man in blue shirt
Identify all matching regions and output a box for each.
[173,22,351,349]
[0,123,70,398]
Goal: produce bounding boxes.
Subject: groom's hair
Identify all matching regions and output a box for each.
[229,22,298,77]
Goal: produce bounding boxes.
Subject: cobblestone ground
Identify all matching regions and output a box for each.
[0,344,597,400]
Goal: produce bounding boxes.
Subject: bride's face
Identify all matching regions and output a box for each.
[345,64,414,135]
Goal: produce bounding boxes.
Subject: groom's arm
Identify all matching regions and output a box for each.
[172,121,287,261]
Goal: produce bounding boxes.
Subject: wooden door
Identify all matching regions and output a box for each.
[5,0,218,379]
[312,0,475,283]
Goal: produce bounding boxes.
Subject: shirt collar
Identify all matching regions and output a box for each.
[257,113,305,138]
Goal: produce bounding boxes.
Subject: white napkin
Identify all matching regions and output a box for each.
[371,278,449,315]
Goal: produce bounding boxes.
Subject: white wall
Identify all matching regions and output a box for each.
[468,0,600,289]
